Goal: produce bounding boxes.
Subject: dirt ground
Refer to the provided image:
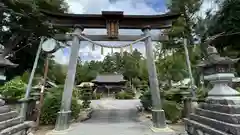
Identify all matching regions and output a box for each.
[31,125,54,135]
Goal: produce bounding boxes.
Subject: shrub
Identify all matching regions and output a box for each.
[0,77,26,100]
[139,85,149,93]
[80,87,92,108]
[40,86,81,125]
[236,87,240,92]
[140,90,182,123]
[163,88,184,103]
[92,92,102,99]
[163,100,182,123]
[196,87,208,99]
[115,91,125,99]
[73,87,81,100]
[115,91,134,99]
[139,90,152,110]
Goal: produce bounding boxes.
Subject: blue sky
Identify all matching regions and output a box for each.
[53,0,216,64]
[53,0,169,64]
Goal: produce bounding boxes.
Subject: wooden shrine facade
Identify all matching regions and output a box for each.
[92,74,127,95]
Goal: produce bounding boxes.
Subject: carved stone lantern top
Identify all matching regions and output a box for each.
[197,46,239,80]
[197,46,239,68]
[0,57,18,67]
[0,45,18,68]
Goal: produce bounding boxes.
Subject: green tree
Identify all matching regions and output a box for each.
[197,0,240,75]
[47,59,67,85]
[155,0,203,87]
[122,51,139,81]
[169,0,202,45]
[102,55,116,73]
[206,0,240,56]
[75,61,103,84]
[1,0,68,79]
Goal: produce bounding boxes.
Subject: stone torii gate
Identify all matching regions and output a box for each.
[42,10,180,131]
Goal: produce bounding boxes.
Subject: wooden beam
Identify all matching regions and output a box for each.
[54,34,168,41]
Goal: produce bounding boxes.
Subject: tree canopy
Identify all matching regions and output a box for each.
[0,0,68,80]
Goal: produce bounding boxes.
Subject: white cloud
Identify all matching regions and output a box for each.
[54,0,164,64]
[67,0,158,15]
[197,0,219,18]
[52,48,70,64]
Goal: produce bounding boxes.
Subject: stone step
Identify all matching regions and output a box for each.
[195,108,240,124]
[0,121,34,135]
[0,106,11,114]
[200,103,240,114]
[0,111,18,122]
[184,118,229,135]
[190,113,240,135]
[0,117,22,131]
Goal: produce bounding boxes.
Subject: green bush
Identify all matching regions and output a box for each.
[196,87,208,99]
[132,78,141,88]
[115,91,134,99]
[73,88,81,100]
[139,90,182,123]
[163,100,182,123]
[40,86,81,125]
[163,88,184,103]
[92,92,102,99]
[139,90,152,110]
[139,85,149,93]
[0,77,26,99]
[236,87,240,92]
[115,91,125,99]
[80,87,92,108]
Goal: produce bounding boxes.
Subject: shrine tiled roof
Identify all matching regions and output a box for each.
[92,74,126,83]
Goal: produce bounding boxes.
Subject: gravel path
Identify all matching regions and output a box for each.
[65,99,186,135]
[37,99,187,135]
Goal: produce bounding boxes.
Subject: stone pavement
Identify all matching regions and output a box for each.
[46,99,187,135]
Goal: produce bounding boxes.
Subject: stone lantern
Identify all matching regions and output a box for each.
[0,45,18,81]
[184,46,240,135]
[198,46,239,101]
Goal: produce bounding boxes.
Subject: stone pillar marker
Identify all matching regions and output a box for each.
[185,46,240,135]
[55,27,83,131]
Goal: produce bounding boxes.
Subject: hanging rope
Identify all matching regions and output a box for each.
[130,44,133,53]
[92,43,95,51]
[111,47,114,54]
[101,46,104,55]
[120,47,123,56]
[67,33,149,48]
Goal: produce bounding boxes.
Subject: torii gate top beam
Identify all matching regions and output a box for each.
[41,10,180,29]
